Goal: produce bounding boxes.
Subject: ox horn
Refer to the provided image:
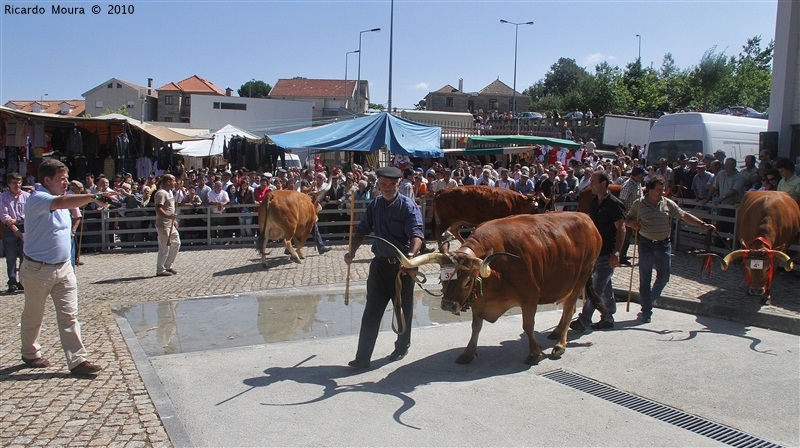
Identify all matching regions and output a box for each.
[721,250,748,270]
[768,250,795,272]
[370,236,452,268]
[478,252,521,278]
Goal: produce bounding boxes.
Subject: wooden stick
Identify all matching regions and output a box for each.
[345,193,356,306]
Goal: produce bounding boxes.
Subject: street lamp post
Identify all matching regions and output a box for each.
[356,27,381,113]
[500,19,533,132]
[636,34,641,62]
[345,50,359,111]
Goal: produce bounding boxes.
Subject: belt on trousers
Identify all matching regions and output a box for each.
[23,254,66,266]
[642,237,671,245]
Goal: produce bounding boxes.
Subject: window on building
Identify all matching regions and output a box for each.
[107,83,113,88]
[185,96,191,106]
[213,102,246,111]
[165,95,173,105]
[446,97,454,107]
[489,99,497,110]
[95,100,103,108]
[164,117,173,122]
[117,83,122,88]
[127,101,135,109]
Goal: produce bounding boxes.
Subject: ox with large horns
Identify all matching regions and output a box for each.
[703,191,800,302]
[386,212,605,365]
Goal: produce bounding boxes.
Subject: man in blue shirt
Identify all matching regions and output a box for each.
[344,166,424,370]
[20,159,117,376]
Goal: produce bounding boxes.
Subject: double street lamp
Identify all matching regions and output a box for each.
[500,19,534,119]
[356,27,381,112]
[345,50,360,110]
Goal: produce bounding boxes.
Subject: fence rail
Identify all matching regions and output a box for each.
[11,197,798,262]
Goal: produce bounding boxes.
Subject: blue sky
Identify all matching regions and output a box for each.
[0,0,778,111]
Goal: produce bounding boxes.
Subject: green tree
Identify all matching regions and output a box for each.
[368,103,385,111]
[731,35,773,111]
[238,80,272,98]
[689,47,733,111]
[100,105,131,117]
[414,99,426,110]
[541,58,591,98]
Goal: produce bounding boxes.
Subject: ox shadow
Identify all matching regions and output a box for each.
[660,310,777,355]
[217,341,552,429]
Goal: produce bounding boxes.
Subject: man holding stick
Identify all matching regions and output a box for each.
[344,166,424,370]
[155,174,180,277]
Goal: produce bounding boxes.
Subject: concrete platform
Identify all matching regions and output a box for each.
[120,288,799,447]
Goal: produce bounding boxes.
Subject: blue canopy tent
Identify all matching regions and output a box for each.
[267,112,443,158]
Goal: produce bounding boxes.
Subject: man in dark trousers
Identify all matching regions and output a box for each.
[344,166,424,370]
[570,171,626,331]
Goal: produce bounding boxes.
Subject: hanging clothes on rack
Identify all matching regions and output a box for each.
[67,127,83,156]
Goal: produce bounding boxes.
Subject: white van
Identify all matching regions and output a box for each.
[646,112,767,166]
[284,153,303,169]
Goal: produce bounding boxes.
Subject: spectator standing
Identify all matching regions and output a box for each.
[399,168,415,200]
[207,181,230,241]
[2,172,29,293]
[691,163,713,201]
[236,179,256,237]
[154,174,180,276]
[618,166,645,265]
[741,155,759,191]
[517,167,535,194]
[496,169,516,190]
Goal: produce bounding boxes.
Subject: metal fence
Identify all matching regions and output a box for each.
[36,197,800,262]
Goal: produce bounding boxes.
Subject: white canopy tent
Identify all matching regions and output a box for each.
[176,124,261,157]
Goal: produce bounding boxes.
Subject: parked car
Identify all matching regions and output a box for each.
[518,111,543,120]
[714,106,767,119]
[563,110,584,119]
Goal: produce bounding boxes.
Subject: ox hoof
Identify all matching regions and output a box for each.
[525,352,544,365]
[455,353,475,364]
[551,345,566,359]
[546,331,561,340]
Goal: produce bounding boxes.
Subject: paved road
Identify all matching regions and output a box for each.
[1,242,798,447]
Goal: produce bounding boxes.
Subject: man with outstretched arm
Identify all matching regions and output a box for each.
[20,158,118,376]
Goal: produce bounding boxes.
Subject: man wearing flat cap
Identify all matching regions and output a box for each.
[344,166,424,370]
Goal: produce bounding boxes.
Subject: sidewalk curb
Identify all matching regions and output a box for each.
[613,288,800,336]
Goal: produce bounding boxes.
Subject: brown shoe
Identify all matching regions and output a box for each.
[156,271,174,277]
[166,268,178,274]
[22,356,51,368]
[70,361,104,375]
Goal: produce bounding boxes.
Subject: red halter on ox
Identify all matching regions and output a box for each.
[741,237,777,293]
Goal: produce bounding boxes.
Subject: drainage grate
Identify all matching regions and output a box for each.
[542,369,783,448]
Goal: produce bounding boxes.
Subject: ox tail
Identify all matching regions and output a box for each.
[583,275,608,316]
[256,194,272,255]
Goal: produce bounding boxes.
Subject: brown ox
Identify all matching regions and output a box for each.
[706,191,799,301]
[256,190,321,267]
[389,212,604,365]
[577,183,622,213]
[433,186,537,250]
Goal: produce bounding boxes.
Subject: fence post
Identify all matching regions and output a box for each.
[206,207,212,247]
[100,209,108,253]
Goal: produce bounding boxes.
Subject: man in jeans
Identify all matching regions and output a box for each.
[625,176,715,322]
[571,171,626,332]
[1,172,28,293]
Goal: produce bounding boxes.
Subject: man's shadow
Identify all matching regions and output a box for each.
[217,339,558,429]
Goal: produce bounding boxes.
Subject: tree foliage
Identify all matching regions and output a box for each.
[238,80,272,98]
[522,35,772,116]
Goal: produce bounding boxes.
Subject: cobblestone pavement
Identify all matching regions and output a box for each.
[1,241,798,447]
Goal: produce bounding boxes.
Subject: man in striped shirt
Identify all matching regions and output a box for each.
[618,166,645,265]
[625,176,714,323]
